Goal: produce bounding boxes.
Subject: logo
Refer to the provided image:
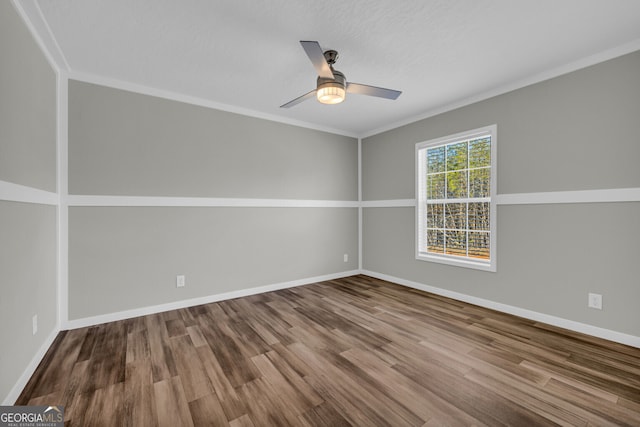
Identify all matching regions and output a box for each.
[0,405,64,427]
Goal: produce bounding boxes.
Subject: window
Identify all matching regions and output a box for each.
[416,125,496,271]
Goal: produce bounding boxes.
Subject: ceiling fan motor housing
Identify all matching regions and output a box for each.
[323,49,339,65]
[317,69,346,90]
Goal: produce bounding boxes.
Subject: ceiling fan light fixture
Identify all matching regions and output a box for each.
[279,41,401,109]
[316,69,347,105]
[317,82,346,104]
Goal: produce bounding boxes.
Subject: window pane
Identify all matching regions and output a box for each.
[427,146,445,173]
[426,203,444,228]
[427,173,445,199]
[416,126,495,269]
[445,230,466,256]
[468,202,490,231]
[468,232,490,259]
[427,229,444,254]
[469,168,490,198]
[445,203,467,230]
[446,171,467,198]
[446,141,468,171]
[469,137,491,168]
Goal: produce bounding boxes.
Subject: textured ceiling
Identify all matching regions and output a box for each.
[26,0,640,136]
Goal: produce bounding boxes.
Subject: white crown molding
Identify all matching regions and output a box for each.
[64,37,640,141]
[0,180,58,205]
[67,195,359,208]
[67,71,358,139]
[11,0,69,73]
[361,39,640,139]
[362,270,640,349]
[64,270,360,330]
[2,324,60,405]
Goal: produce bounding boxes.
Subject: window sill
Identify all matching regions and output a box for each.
[416,253,496,272]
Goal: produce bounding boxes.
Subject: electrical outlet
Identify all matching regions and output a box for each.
[588,293,602,310]
[176,275,186,288]
[32,314,38,335]
[343,254,349,263]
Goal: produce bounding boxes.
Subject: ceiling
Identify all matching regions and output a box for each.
[24,0,640,136]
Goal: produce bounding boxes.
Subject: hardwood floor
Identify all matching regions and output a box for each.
[17,275,640,426]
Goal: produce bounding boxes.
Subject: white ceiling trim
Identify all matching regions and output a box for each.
[361,38,640,139]
[11,0,69,73]
[67,70,358,138]
[69,37,640,140]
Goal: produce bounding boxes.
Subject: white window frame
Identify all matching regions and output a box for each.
[415,124,497,272]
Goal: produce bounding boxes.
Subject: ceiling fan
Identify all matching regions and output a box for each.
[280,41,402,108]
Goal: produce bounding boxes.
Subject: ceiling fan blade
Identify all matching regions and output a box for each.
[300,41,334,79]
[347,82,402,100]
[279,89,316,108]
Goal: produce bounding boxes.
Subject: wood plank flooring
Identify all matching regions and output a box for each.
[16,275,640,426]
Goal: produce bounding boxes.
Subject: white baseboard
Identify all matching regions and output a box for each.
[2,324,60,405]
[361,270,640,349]
[64,270,360,330]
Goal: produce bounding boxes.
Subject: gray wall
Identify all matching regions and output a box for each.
[362,51,640,336]
[0,2,58,403]
[363,52,640,199]
[0,203,58,401]
[69,81,357,199]
[0,2,56,192]
[69,207,357,319]
[68,81,359,320]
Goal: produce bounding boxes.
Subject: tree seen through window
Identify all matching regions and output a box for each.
[423,136,491,260]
